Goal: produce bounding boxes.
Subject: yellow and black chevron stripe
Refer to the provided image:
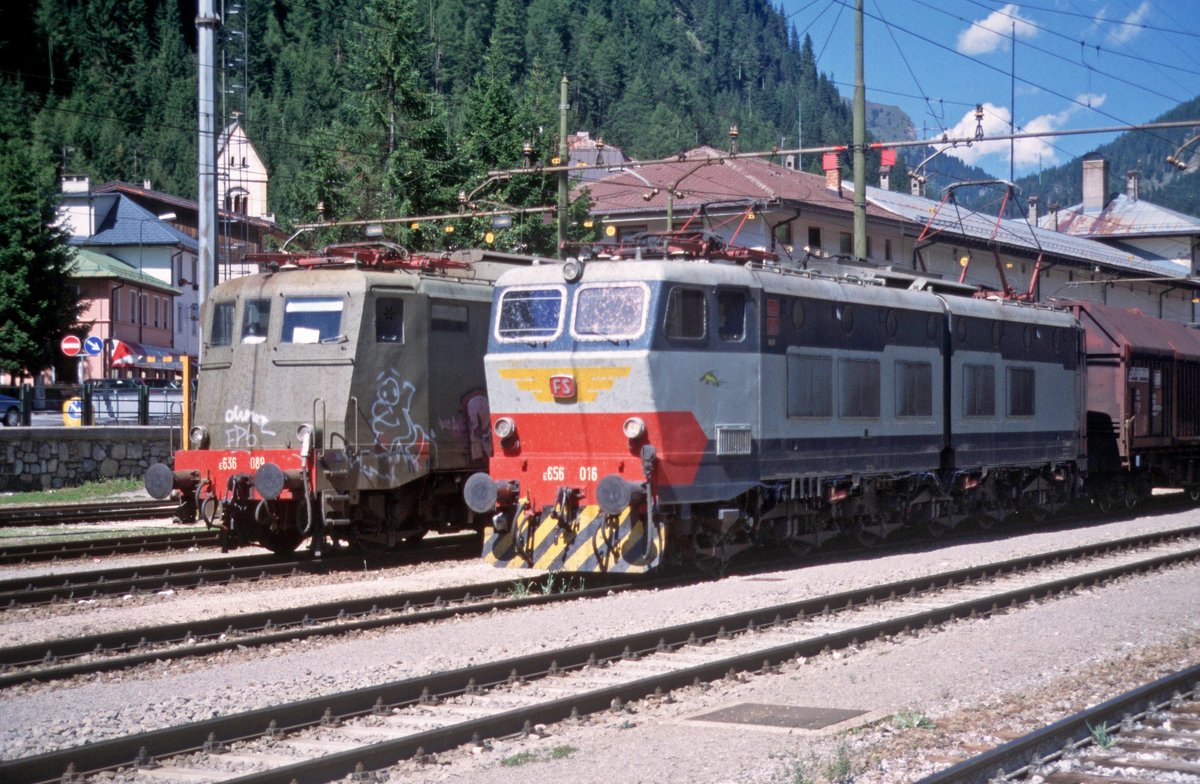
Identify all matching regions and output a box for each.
[483,499,665,574]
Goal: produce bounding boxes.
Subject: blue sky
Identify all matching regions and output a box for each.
[776,0,1200,177]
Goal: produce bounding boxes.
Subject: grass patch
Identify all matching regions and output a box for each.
[892,709,936,730]
[498,745,577,768]
[0,478,144,506]
[499,751,537,767]
[1088,721,1117,749]
[823,742,855,783]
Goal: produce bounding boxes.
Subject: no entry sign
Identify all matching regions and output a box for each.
[60,335,81,357]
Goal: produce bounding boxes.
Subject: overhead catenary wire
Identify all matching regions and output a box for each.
[959,0,1200,78]
[905,0,1190,107]
[824,0,1189,153]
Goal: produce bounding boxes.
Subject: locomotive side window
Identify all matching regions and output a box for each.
[572,284,648,340]
[839,359,880,418]
[786,354,832,417]
[431,302,468,333]
[282,297,344,344]
[375,297,404,343]
[964,364,996,417]
[496,287,565,342]
[717,290,746,341]
[1007,367,1035,416]
[664,287,707,340]
[895,361,933,417]
[210,302,234,347]
[241,298,270,343]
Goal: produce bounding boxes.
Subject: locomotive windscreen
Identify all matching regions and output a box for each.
[282,297,344,343]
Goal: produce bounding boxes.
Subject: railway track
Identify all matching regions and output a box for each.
[0,529,220,565]
[919,664,1200,784]
[4,527,1199,784]
[0,573,647,689]
[0,499,178,527]
[0,533,480,609]
[10,524,1198,689]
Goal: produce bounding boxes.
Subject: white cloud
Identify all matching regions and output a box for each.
[941,94,1106,171]
[1107,0,1150,45]
[956,3,1039,56]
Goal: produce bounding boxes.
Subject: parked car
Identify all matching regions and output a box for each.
[0,393,21,427]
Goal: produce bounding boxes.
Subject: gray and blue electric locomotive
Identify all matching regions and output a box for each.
[465,232,1085,573]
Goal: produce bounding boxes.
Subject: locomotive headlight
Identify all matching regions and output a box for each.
[296,423,313,460]
[622,416,647,440]
[493,417,517,443]
[189,425,210,450]
[561,258,585,283]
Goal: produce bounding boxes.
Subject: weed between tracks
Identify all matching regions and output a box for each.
[1088,720,1117,749]
[777,741,860,784]
[509,574,587,599]
[892,710,936,730]
[499,745,578,767]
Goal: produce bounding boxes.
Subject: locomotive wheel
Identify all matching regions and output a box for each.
[353,536,390,555]
[786,539,814,559]
[854,526,880,548]
[262,528,303,556]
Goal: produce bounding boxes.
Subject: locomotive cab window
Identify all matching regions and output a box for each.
[375,297,404,343]
[664,287,706,340]
[496,287,565,342]
[282,297,345,344]
[572,283,649,341]
[1007,367,1035,417]
[210,302,234,347]
[241,298,270,343]
[431,302,468,333]
[717,290,747,342]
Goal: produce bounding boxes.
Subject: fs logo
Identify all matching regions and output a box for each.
[549,374,577,400]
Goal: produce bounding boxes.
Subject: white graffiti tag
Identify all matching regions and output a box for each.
[224,405,277,448]
[360,370,434,479]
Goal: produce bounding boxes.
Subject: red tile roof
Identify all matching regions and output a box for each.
[576,146,900,223]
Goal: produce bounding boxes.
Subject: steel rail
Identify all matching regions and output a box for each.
[4,533,1198,784]
[4,526,1196,687]
[0,533,479,608]
[0,499,177,527]
[0,530,220,565]
[916,665,1200,784]
[0,575,649,688]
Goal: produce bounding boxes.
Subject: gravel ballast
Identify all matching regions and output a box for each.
[1,508,1198,783]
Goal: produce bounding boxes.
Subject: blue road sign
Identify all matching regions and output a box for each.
[63,397,83,427]
[84,335,104,356]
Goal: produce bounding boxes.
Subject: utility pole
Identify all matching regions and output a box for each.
[557,75,569,258]
[852,0,867,261]
[197,0,220,361]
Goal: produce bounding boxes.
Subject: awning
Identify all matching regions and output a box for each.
[110,339,190,371]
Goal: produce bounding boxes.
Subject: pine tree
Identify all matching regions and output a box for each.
[0,79,82,377]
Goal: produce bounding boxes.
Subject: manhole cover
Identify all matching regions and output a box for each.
[692,703,866,730]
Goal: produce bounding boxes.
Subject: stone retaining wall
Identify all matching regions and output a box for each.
[0,427,177,492]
